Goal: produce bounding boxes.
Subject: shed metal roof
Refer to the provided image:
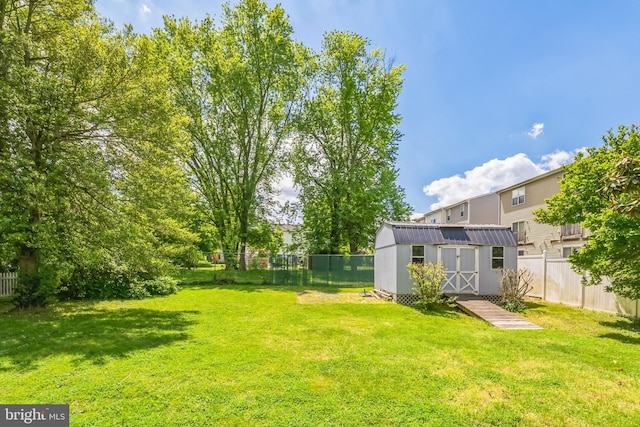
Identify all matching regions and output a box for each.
[387,222,517,246]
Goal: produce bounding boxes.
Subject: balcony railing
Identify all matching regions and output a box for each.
[561,224,582,240]
[513,230,526,244]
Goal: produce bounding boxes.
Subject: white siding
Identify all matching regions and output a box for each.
[374,224,396,249]
[396,245,413,294]
[475,246,516,295]
[374,245,397,294]
[478,246,498,295]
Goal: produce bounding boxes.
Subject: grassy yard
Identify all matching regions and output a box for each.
[1,284,639,426]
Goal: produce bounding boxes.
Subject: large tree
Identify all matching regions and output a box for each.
[534,125,640,299]
[0,0,195,306]
[157,0,306,270]
[292,31,410,254]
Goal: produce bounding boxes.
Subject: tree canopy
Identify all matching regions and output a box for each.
[534,125,640,299]
[156,0,307,269]
[0,0,411,305]
[292,31,410,254]
[0,0,196,306]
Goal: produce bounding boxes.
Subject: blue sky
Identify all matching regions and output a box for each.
[96,0,640,215]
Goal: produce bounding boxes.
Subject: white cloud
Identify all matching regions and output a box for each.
[274,174,299,205]
[527,122,544,139]
[539,148,586,170]
[423,149,580,210]
[139,3,151,18]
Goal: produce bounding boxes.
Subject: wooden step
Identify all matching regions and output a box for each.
[456,299,542,330]
[372,288,393,301]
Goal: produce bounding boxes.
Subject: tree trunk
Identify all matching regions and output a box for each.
[238,213,248,272]
[328,195,341,254]
[17,243,39,277]
[238,242,247,272]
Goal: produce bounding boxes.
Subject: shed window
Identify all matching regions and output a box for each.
[491,246,504,269]
[512,187,525,206]
[412,245,425,264]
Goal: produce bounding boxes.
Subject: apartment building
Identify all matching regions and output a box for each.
[418,193,500,225]
[417,167,586,258]
[497,167,585,258]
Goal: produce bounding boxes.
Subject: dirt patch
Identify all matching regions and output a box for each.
[296,290,389,304]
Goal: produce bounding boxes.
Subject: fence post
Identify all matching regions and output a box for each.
[542,250,547,301]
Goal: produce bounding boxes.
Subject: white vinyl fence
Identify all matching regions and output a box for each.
[0,272,18,298]
[519,253,639,318]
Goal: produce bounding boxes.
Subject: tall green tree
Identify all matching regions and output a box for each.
[156,0,307,270]
[534,125,640,299]
[0,0,195,306]
[292,31,410,254]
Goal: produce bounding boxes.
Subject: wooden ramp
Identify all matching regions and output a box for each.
[456,297,542,330]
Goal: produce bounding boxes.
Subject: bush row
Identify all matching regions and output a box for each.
[57,265,179,300]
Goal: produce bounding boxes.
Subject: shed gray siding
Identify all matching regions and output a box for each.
[374,223,396,249]
[396,245,413,294]
[374,245,397,294]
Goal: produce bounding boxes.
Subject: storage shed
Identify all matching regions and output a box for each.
[374,222,518,304]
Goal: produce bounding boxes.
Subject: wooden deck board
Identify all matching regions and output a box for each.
[456,298,542,330]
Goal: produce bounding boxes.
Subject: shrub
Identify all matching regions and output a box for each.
[174,248,202,269]
[11,275,50,309]
[407,262,451,308]
[58,263,179,301]
[141,276,179,296]
[500,268,533,312]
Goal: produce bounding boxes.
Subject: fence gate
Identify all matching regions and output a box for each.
[438,246,479,294]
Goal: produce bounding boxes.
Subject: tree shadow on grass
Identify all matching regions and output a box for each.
[523,301,546,310]
[0,307,198,371]
[180,283,317,294]
[598,333,640,345]
[598,318,640,345]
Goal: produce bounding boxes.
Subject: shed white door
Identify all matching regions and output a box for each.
[438,246,479,294]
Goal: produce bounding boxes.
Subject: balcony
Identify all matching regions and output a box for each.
[513,230,526,244]
[561,224,582,240]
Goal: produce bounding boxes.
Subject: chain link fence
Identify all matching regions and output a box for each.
[270,254,374,287]
[201,252,374,288]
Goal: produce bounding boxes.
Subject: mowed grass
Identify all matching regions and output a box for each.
[1,285,639,426]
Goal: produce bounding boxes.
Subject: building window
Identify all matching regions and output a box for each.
[512,221,526,243]
[562,247,580,258]
[492,247,504,269]
[460,204,465,217]
[512,187,525,206]
[430,214,436,224]
[412,245,425,264]
[446,209,451,221]
[518,250,525,256]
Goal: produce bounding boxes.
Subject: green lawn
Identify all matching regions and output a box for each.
[1,284,639,426]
